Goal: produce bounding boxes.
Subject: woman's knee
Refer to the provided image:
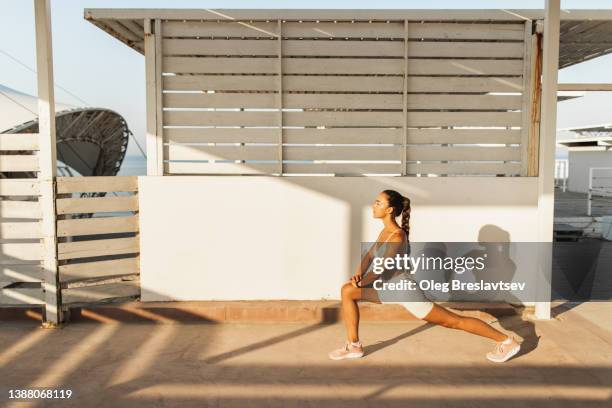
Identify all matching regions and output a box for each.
[341,282,358,300]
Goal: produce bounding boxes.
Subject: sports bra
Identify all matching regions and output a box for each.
[365,229,410,276]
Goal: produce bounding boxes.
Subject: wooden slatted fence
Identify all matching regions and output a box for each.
[0,133,45,306]
[151,19,537,176]
[56,176,140,306]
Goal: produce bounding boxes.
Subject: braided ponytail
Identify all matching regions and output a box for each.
[382,189,411,242]
[401,196,411,242]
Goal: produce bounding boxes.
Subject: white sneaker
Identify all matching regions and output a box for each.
[486,336,521,363]
[328,340,364,360]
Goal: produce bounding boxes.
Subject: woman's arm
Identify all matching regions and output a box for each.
[350,238,381,286]
[355,233,406,288]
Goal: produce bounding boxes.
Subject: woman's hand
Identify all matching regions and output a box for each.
[350,271,363,288]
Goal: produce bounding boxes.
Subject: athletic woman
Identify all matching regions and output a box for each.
[328,189,521,363]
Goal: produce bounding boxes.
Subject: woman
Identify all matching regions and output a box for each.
[328,189,521,363]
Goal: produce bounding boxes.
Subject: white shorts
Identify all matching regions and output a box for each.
[388,301,435,319]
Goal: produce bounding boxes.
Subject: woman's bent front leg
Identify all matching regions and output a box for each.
[340,282,361,342]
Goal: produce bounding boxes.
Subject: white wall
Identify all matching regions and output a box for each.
[568,150,612,193]
[138,176,539,301]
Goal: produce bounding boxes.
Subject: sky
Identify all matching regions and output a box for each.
[2,0,612,159]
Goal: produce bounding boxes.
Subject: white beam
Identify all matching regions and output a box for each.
[536,0,560,320]
[558,83,612,91]
[34,0,61,325]
[144,19,160,175]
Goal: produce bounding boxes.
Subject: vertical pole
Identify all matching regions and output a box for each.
[144,19,160,175]
[588,167,593,216]
[520,20,534,176]
[402,19,408,176]
[277,20,283,175]
[536,0,560,320]
[34,0,61,325]
[155,19,164,176]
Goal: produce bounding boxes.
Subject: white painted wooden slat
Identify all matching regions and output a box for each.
[166,110,520,127]
[0,200,41,219]
[56,176,138,193]
[297,56,401,74]
[283,128,404,144]
[57,237,139,260]
[407,22,525,40]
[163,127,521,145]
[164,111,278,127]
[0,179,40,196]
[59,257,140,283]
[164,39,278,55]
[406,146,520,161]
[164,39,408,57]
[0,243,43,262]
[0,133,39,151]
[284,112,403,127]
[408,77,523,92]
[164,75,522,92]
[405,94,522,110]
[164,92,279,108]
[405,162,521,175]
[406,129,521,144]
[294,21,403,39]
[408,41,523,58]
[403,59,523,75]
[164,128,405,144]
[164,128,279,144]
[163,21,279,38]
[285,74,404,92]
[57,215,139,237]
[164,57,279,73]
[56,196,139,215]
[0,288,44,305]
[61,280,140,304]
[166,161,278,174]
[284,146,400,161]
[0,155,39,172]
[170,145,404,161]
[167,145,278,161]
[283,163,401,174]
[406,111,522,127]
[0,264,43,283]
[163,21,402,38]
[284,40,405,57]
[163,75,278,91]
[0,222,42,239]
[163,57,523,76]
[164,93,521,110]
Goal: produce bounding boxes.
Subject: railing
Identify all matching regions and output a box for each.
[555,159,568,192]
[587,167,612,216]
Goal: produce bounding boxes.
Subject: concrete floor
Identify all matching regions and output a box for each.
[1,302,611,408]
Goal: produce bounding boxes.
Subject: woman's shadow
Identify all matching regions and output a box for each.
[364,224,540,359]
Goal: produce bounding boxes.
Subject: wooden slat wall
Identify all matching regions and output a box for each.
[159,20,532,176]
[56,176,141,304]
[0,133,45,305]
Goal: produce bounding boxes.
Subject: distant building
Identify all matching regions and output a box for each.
[557,124,612,193]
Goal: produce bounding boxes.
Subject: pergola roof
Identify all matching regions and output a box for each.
[85,8,612,69]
